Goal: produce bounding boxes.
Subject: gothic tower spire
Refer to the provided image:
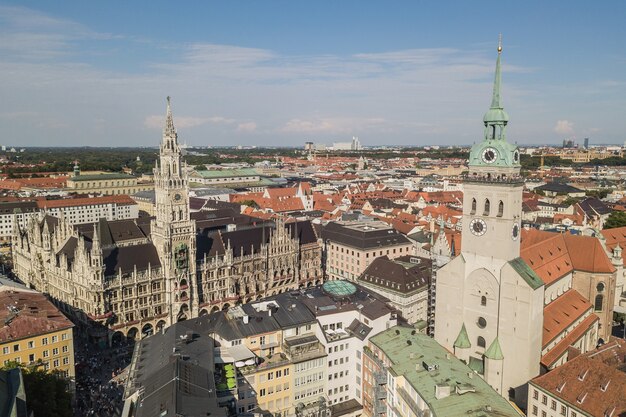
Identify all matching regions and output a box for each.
[468,36,520,175]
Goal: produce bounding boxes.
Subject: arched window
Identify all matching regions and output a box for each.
[471,198,477,215]
[483,199,490,216]
[481,296,487,306]
[595,294,604,312]
[597,282,605,292]
[497,201,504,217]
[477,336,486,348]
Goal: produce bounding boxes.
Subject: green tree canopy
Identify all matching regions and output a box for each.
[1,362,72,417]
[604,211,626,229]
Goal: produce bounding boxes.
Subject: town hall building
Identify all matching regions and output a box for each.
[11,98,322,342]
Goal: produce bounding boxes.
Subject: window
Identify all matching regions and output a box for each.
[595,294,604,312]
[597,282,605,292]
[27,341,34,349]
[53,359,59,367]
[2,347,8,355]
[28,354,35,362]
[497,201,504,217]
[532,406,537,416]
[541,412,546,417]
[551,400,556,410]
[63,357,69,365]
[52,348,59,356]
[561,405,566,416]
[13,344,19,352]
[542,395,547,405]
[51,336,58,343]
[43,350,49,358]
[259,389,266,397]
[533,390,538,400]
[477,317,487,329]
[477,336,486,348]
[62,346,68,353]
[481,296,487,306]
[484,199,490,216]
[471,198,477,214]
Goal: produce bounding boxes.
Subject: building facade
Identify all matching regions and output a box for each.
[322,221,413,281]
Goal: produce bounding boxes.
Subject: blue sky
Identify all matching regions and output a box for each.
[1,1,625,147]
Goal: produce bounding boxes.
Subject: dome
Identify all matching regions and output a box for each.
[322,280,357,298]
[483,108,509,124]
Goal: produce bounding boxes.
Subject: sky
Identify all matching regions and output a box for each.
[1,1,625,148]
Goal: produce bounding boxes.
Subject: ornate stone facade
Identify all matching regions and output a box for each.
[11,98,322,341]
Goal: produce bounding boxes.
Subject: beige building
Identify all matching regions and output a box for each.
[321,221,413,281]
[66,170,153,196]
[0,286,75,381]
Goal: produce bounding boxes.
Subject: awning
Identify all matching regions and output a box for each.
[214,344,256,363]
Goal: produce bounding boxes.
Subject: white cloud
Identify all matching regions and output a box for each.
[236,122,257,133]
[554,120,574,135]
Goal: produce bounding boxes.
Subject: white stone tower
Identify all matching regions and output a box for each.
[151,97,198,323]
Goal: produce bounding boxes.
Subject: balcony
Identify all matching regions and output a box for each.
[284,335,326,363]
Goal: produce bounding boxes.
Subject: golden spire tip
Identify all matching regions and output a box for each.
[498,34,502,53]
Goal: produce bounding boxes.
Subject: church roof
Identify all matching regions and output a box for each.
[453,323,471,349]
[542,289,593,348]
[521,229,615,286]
[484,337,504,360]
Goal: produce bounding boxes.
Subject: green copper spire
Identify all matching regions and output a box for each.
[483,35,509,140]
[453,323,471,349]
[484,336,504,360]
[467,36,520,173]
[490,34,503,109]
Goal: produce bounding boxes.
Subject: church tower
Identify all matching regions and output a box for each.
[434,39,544,406]
[462,35,522,261]
[152,97,198,322]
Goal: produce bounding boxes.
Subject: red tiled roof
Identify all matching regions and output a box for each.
[533,339,626,416]
[543,289,593,348]
[0,289,74,343]
[541,313,599,367]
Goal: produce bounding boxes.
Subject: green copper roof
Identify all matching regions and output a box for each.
[509,257,544,290]
[484,337,504,360]
[192,168,260,179]
[453,323,471,349]
[369,326,521,417]
[323,280,357,297]
[71,173,135,181]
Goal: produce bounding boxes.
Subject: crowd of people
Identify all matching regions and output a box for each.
[74,331,133,417]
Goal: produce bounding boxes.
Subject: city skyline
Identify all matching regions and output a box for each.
[1,1,626,147]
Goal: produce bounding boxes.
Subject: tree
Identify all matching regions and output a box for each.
[239,200,259,209]
[604,211,626,230]
[1,361,72,417]
[194,164,207,171]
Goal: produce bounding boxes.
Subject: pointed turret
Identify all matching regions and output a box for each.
[484,337,504,360]
[164,96,177,141]
[454,323,471,349]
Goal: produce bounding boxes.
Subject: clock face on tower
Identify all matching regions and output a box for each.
[173,193,182,202]
[482,147,498,164]
[469,218,487,236]
[511,223,520,240]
